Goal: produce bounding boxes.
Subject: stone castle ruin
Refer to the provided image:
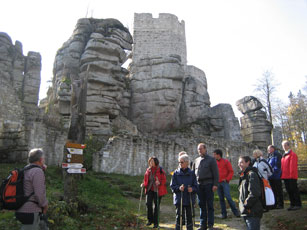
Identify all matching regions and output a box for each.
[0,13,274,175]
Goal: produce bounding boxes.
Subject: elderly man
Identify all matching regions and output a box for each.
[267,145,284,209]
[192,143,219,230]
[15,148,48,230]
[281,140,302,211]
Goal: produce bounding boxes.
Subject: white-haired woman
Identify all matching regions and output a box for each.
[253,149,273,179]
[170,154,198,230]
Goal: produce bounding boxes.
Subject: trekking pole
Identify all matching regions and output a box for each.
[188,185,194,230]
[157,189,160,229]
[180,184,184,230]
[136,186,143,229]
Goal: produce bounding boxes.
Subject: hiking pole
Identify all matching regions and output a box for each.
[188,185,194,230]
[156,188,160,229]
[180,184,183,230]
[136,186,143,229]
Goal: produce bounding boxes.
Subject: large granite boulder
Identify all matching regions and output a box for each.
[236,96,273,148]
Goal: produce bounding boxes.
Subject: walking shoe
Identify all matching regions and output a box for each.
[275,205,284,209]
[146,222,152,226]
[288,206,301,211]
[153,224,158,228]
[197,226,206,230]
[221,215,227,219]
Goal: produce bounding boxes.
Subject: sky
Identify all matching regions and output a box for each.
[1,0,307,118]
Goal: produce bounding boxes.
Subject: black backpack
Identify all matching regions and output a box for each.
[0,165,40,210]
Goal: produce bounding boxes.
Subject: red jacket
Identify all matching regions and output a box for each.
[281,149,298,179]
[216,158,234,183]
[143,166,168,197]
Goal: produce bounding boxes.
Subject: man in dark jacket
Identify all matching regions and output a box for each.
[171,154,198,230]
[267,145,284,209]
[192,143,219,230]
[238,156,263,230]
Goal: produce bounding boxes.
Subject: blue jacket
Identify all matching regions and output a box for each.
[268,150,282,179]
[170,168,198,206]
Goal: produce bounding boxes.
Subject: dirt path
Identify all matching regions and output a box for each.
[136,198,249,230]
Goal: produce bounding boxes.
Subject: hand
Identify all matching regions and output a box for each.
[179,184,185,191]
[155,180,160,186]
[43,205,48,214]
[140,183,144,187]
[212,185,218,192]
[188,186,193,193]
[42,164,47,171]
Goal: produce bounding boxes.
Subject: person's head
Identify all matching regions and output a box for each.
[28,148,45,166]
[178,154,189,169]
[252,149,263,159]
[148,156,159,168]
[178,151,187,157]
[282,140,290,151]
[267,145,275,154]
[213,149,223,160]
[197,143,207,156]
[238,156,252,172]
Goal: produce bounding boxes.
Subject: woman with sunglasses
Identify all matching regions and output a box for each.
[170,153,198,230]
[141,156,167,228]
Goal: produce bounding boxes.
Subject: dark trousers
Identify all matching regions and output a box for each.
[269,179,284,207]
[175,205,193,230]
[284,179,301,207]
[198,183,214,228]
[146,190,162,225]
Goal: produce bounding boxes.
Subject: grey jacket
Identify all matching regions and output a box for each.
[192,154,219,186]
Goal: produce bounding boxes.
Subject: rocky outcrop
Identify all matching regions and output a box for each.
[236,96,273,148]
[52,18,134,138]
[0,32,67,164]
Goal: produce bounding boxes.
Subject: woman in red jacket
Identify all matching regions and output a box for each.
[141,156,167,228]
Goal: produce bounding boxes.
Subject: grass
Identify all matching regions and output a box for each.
[1,163,306,230]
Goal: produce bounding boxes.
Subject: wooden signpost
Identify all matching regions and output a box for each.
[63,142,86,174]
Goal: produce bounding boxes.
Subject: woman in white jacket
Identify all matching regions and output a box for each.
[253,149,273,179]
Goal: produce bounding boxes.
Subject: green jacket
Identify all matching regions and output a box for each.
[238,166,263,218]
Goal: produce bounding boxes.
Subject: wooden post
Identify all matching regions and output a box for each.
[63,65,89,201]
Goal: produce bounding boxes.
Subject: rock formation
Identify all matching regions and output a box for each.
[0,32,66,164]
[52,18,134,137]
[1,14,262,175]
[236,96,273,148]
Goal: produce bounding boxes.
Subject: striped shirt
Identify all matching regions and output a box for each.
[17,164,48,213]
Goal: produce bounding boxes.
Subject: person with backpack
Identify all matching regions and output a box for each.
[267,145,284,209]
[15,148,48,230]
[170,153,198,230]
[238,156,263,230]
[141,156,167,228]
[281,140,302,211]
[252,149,273,180]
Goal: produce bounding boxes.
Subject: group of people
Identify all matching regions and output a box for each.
[13,139,301,230]
[141,140,302,230]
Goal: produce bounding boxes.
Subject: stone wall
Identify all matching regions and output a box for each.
[93,134,256,176]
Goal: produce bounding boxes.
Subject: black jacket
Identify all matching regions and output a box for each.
[238,166,263,218]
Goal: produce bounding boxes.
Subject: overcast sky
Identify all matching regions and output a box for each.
[1,0,306,118]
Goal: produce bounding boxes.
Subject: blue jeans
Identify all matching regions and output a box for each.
[197,183,214,228]
[217,182,239,217]
[243,216,261,230]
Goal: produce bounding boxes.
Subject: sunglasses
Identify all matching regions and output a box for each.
[178,161,185,164]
